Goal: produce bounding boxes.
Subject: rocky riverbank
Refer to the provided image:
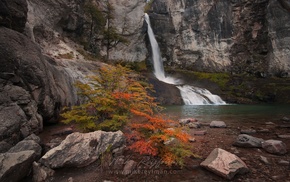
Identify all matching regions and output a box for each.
[1,115,287,182]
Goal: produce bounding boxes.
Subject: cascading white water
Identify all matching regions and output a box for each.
[144,13,226,105]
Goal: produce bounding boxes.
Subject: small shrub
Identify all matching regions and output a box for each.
[61,64,193,166]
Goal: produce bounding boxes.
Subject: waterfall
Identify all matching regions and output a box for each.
[144,13,226,105]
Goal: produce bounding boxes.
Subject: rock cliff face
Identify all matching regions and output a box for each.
[0,0,102,148]
[147,0,290,75]
[25,0,147,62]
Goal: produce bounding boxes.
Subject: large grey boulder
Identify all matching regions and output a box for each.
[200,148,249,180]
[39,131,125,168]
[233,134,264,148]
[262,140,287,155]
[0,150,36,182]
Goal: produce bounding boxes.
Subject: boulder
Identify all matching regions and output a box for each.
[32,162,55,182]
[200,148,249,180]
[39,131,125,168]
[262,140,287,155]
[8,139,42,159]
[233,134,264,148]
[0,150,36,182]
[210,121,227,128]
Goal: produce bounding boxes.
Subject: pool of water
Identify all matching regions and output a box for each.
[163,104,290,123]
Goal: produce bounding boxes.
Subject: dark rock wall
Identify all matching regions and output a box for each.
[148,0,290,75]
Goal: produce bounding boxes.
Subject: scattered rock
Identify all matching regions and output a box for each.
[278,125,290,128]
[281,117,290,122]
[278,160,290,166]
[233,134,264,148]
[189,137,196,143]
[200,148,249,180]
[257,128,270,133]
[39,131,125,168]
[277,135,290,139]
[262,140,287,155]
[259,155,270,165]
[187,122,201,129]
[32,162,55,182]
[0,151,36,182]
[230,147,239,154]
[67,177,74,182]
[193,130,207,136]
[240,129,256,134]
[210,121,227,128]
[179,118,198,126]
[122,160,137,175]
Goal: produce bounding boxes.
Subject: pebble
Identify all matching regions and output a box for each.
[193,130,207,136]
[277,135,290,139]
[278,160,290,166]
[240,129,256,134]
[259,155,270,165]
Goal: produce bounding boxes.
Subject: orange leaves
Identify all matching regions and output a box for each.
[175,132,190,143]
[128,140,158,156]
[128,107,193,167]
[112,92,133,100]
[161,151,176,166]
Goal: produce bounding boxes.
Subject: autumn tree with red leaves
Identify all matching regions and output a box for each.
[61,64,193,166]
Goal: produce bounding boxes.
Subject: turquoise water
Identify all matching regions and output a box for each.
[163,104,290,123]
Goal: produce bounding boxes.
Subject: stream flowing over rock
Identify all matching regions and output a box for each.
[39,131,125,168]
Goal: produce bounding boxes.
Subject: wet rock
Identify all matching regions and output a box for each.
[122,160,137,175]
[39,131,125,168]
[0,150,36,182]
[240,129,256,134]
[259,156,270,165]
[200,148,249,180]
[233,134,264,148]
[32,162,55,182]
[262,140,287,155]
[210,121,227,128]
